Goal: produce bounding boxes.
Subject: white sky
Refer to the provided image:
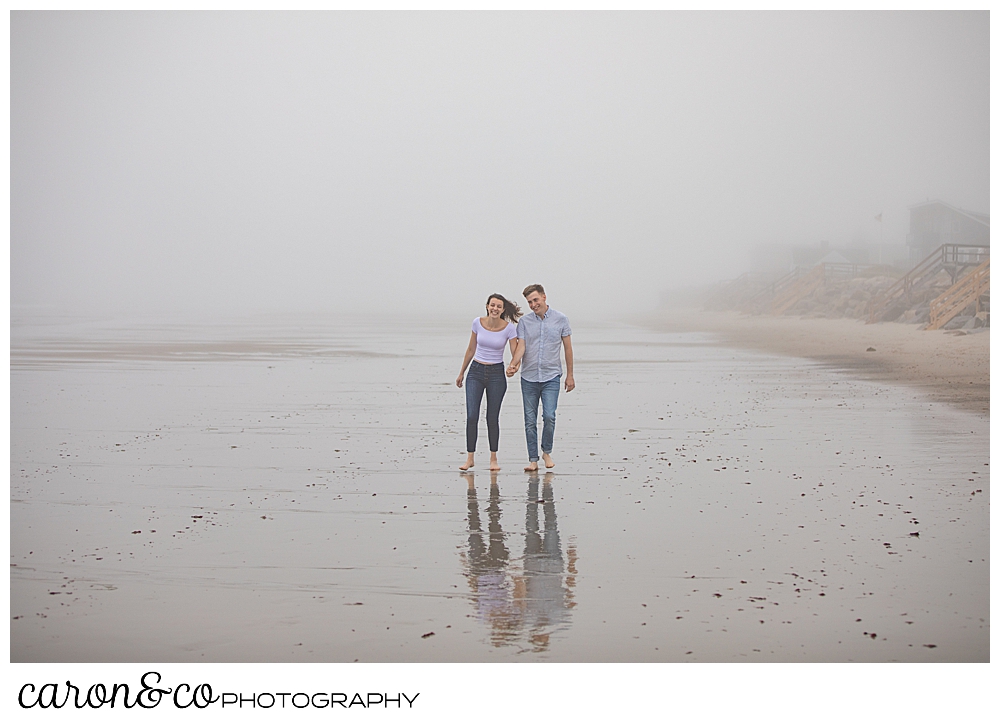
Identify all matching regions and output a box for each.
[10,11,989,317]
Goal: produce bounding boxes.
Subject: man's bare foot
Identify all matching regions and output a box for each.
[542,452,555,469]
[459,453,475,471]
[524,461,539,472]
[489,454,500,472]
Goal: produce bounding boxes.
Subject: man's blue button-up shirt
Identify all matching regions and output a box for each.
[516,308,572,383]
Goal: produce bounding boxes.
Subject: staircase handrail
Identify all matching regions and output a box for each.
[822,262,892,279]
[769,264,826,315]
[865,244,984,323]
[868,245,947,323]
[940,244,990,266]
[927,258,990,331]
[743,267,804,311]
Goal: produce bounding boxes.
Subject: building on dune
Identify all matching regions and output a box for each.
[907,200,989,261]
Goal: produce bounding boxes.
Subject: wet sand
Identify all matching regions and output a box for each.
[642,308,989,415]
[10,313,989,662]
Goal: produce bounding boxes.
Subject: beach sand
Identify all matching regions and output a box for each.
[641,308,989,415]
[10,312,989,662]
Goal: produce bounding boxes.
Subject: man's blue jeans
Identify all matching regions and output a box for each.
[521,376,560,462]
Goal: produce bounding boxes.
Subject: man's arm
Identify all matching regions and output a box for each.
[562,335,574,392]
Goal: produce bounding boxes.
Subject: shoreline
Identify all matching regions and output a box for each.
[639,308,989,416]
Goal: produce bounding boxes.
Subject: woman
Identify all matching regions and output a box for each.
[456,294,522,471]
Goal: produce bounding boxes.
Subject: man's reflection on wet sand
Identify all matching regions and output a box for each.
[461,471,577,652]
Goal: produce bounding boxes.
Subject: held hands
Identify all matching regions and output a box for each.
[564,375,575,392]
[506,361,519,377]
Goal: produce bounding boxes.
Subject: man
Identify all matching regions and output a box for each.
[506,284,574,472]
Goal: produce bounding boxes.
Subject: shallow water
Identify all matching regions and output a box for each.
[10,314,989,661]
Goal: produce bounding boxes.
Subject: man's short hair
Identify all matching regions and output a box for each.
[523,284,545,298]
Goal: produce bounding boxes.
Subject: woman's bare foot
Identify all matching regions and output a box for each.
[524,461,539,472]
[542,452,555,469]
[459,453,475,471]
[489,453,500,471]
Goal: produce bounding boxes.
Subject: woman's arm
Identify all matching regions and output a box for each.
[507,335,524,377]
[456,332,477,387]
[507,338,520,363]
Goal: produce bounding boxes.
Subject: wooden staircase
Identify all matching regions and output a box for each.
[743,262,889,316]
[769,264,825,315]
[743,267,805,314]
[926,258,990,331]
[705,272,750,310]
[868,244,989,323]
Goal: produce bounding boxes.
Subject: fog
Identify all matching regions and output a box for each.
[11,11,989,319]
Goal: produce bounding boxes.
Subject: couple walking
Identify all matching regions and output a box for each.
[456,284,574,472]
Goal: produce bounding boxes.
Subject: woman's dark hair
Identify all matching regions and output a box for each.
[486,293,522,323]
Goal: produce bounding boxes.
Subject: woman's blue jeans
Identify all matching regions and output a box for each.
[520,376,560,462]
[465,361,507,453]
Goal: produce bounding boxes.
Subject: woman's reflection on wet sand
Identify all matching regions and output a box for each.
[461,471,577,652]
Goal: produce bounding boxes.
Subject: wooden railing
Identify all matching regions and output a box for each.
[867,244,989,323]
[769,264,826,315]
[743,267,805,313]
[926,258,990,331]
[714,272,750,306]
[822,263,891,278]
